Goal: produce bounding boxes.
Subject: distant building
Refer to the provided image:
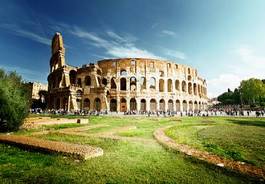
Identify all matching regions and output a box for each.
[47,32,208,112]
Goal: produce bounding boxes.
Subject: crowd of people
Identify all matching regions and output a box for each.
[30,106,265,117]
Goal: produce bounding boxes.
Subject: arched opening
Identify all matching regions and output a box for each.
[194,101,198,112]
[159,79,164,92]
[168,99,173,111]
[183,100,188,111]
[140,77,146,90]
[77,78,82,87]
[140,99,146,111]
[120,78,127,91]
[85,76,91,86]
[102,78,108,87]
[189,101,193,111]
[182,81,187,92]
[188,82,192,95]
[150,99,157,112]
[84,98,90,110]
[193,83,197,95]
[97,69,102,75]
[159,99,165,111]
[130,77,137,91]
[69,70,77,85]
[94,98,101,111]
[149,77,156,90]
[168,79,172,92]
[130,98,137,111]
[76,99,81,110]
[176,100,181,112]
[56,98,60,109]
[120,69,127,76]
[111,78,117,89]
[120,98,127,112]
[110,99,117,112]
[175,80,180,91]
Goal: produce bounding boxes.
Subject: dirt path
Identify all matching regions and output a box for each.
[154,126,265,180]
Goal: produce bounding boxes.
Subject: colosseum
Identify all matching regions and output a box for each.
[47,32,208,113]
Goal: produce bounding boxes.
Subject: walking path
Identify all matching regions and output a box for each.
[0,134,103,160]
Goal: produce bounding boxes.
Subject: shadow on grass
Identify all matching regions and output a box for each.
[227,119,265,128]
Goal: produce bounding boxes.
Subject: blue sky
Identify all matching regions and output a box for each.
[1,0,265,97]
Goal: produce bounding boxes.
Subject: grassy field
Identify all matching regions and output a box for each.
[0,116,263,183]
[165,117,265,169]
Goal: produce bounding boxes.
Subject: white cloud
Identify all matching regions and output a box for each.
[0,23,50,46]
[161,30,177,37]
[69,26,163,59]
[207,45,265,98]
[163,48,187,60]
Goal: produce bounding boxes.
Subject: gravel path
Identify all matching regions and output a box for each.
[153,126,265,180]
[0,135,103,160]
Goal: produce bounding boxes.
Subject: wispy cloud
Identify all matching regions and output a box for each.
[161,30,177,37]
[0,23,50,45]
[68,26,163,59]
[163,48,187,60]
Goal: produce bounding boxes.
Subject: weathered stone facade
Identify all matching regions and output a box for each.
[47,33,208,112]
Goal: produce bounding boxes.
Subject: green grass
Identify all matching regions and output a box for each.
[0,116,262,183]
[165,117,265,168]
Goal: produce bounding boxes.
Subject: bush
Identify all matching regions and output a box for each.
[0,68,30,132]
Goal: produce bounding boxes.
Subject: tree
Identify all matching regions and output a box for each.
[0,68,30,132]
[239,78,265,105]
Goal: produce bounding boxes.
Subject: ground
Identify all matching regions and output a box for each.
[0,116,264,183]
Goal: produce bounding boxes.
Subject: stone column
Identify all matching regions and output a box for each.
[136,98,141,112]
[126,97,130,111]
[146,98,150,111]
[117,97,120,112]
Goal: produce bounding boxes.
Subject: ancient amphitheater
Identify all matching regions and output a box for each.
[47,32,208,113]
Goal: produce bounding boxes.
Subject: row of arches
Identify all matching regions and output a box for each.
[81,97,206,112]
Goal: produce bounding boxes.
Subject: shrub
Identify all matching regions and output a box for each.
[0,68,30,132]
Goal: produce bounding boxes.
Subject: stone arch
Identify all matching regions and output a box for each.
[150,99,157,112]
[94,98,101,111]
[97,69,102,75]
[120,78,127,91]
[159,99,165,111]
[194,101,198,112]
[183,100,188,111]
[176,100,181,112]
[159,79,164,92]
[188,82,192,95]
[77,78,82,87]
[111,78,117,89]
[83,98,90,110]
[193,83,197,95]
[120,98,127,112]
[120,69,127,76]
[168,99,173,111]
[182,81,187,92]
[130,77,137,91]
[188,101,193,111]
[168,79,173,92]
[140,77,146,90]
[175,80,180,91]
[69,70,77,85]
[130,98,137,111]
[85,76,91,86]
[110,99,117,112]
[76,99,81,110]
[140,99,146,111]
[149,77,156,90]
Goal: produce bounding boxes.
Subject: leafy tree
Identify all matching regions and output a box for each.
[0,68,30,132]
[239,78,265,105]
